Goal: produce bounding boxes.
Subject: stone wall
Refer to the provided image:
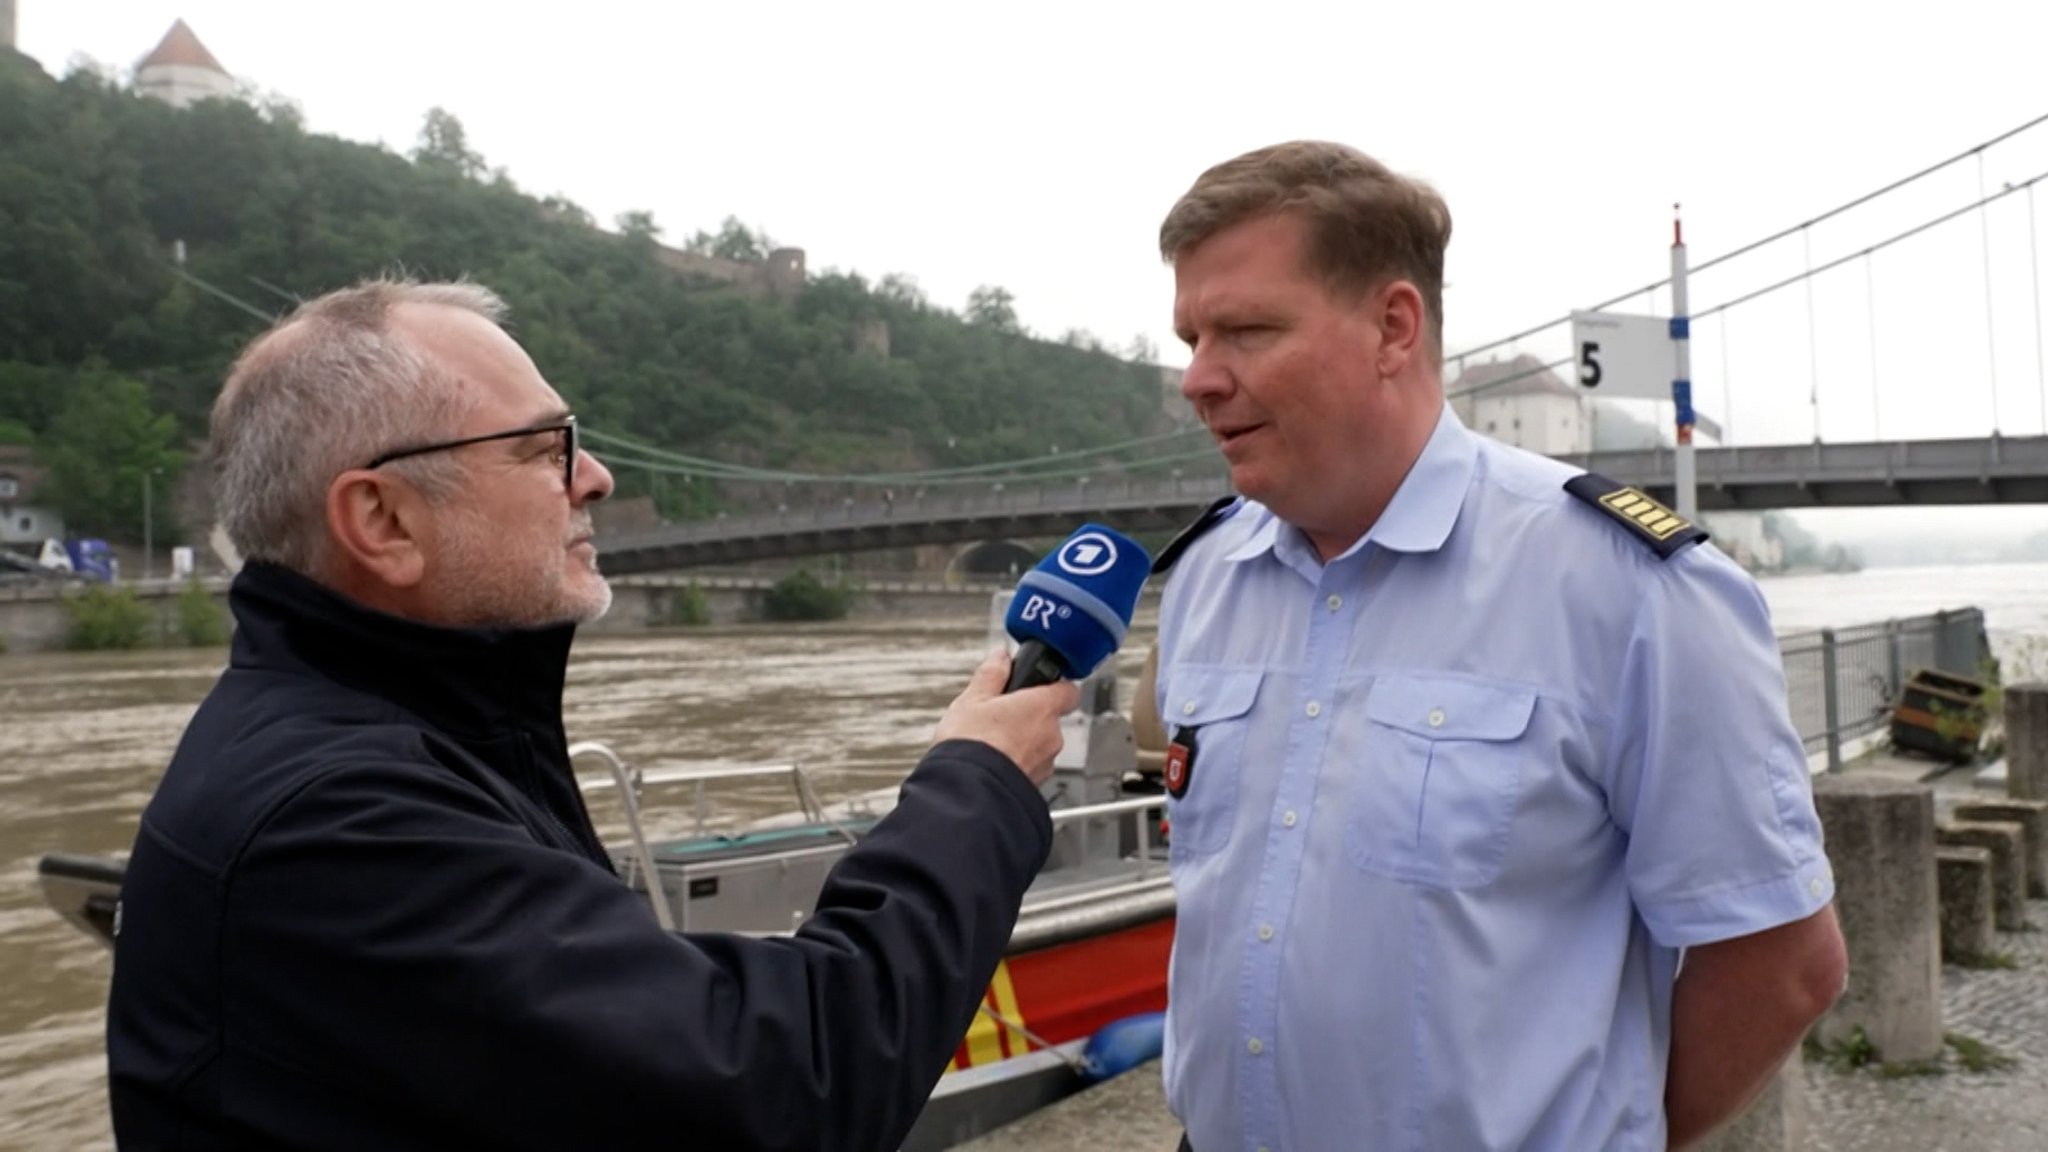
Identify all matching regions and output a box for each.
[651,245,806,302]
[0,576,1011,654]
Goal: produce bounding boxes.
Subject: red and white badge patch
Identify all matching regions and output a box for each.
[1164,727,1198,799]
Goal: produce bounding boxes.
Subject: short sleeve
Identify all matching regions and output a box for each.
[1605,548,1835,948]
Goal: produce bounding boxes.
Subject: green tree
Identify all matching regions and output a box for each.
[65,585,152,650]
[36,367,182,540]
[965,285,1020,333]
[412,106,484,180]
[684,215,774,262]
[616,209,663,243]
[0,47,1179,532]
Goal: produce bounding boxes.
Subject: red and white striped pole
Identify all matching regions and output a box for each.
[1670,205,1698,520]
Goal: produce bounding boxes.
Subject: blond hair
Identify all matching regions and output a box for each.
[1159,141,1452,354]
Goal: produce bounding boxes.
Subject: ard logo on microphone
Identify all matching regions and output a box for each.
[1055,532,1119,577]
[1019,594,1072,628]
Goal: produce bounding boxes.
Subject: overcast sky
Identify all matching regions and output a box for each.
[16,1,2048,542]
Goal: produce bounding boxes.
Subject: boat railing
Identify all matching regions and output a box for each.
[1044,794,1167,884]
[570,738,1170,934]
[569,741,859,932]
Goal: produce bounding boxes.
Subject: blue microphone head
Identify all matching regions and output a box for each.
[1003,524,1152,680]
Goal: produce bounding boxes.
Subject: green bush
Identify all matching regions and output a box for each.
[664,583,711,626]
[762,569,854,622]
[65,584,152,650]
[176,579,229,646]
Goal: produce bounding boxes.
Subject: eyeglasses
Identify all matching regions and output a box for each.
[365,415,578,490]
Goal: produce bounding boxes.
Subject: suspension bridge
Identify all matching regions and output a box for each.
[590,113,2048,573]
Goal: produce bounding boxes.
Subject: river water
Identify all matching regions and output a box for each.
[4,562,2046,1149]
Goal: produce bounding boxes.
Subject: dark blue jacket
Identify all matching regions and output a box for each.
[106,562,1054,1150]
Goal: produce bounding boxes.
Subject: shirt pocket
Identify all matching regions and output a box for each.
[1344,673,1536,889]
[1163,665,1262,861]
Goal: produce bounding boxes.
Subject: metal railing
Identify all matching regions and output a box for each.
[1778,608,1990,771]
[569,742,859,931]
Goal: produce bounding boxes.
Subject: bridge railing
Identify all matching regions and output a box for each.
[602,472,1238,550]
[603,432,2048,560]
[1779,607,1990,772]
[1555,435,2048,489]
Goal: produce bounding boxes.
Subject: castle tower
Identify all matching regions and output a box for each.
[1,0,17,52]
[134,19,236,108]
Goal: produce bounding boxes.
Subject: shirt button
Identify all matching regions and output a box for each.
[1427,708,1446,729]
[1305,701,1322,718]
[1247,1038,1264,1055]
[1282,810,1298,828]
[1183,701,1196,715]
[1258,924,1274,941]
[1810,877,1824,897]
[1326,594,1342,611]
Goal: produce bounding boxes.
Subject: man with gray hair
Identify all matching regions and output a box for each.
[105,277,1079,1151]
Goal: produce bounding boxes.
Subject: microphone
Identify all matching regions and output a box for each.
[1002,524,1152,693]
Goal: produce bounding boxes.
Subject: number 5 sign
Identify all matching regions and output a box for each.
[1569,311,1677,401]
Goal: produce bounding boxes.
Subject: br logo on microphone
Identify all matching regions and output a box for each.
[1018,594,1072,629]
[1055,532,1119,577]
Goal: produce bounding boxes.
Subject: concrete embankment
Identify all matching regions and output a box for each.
[953,1061,1179,1151]
[0,574,1056,654]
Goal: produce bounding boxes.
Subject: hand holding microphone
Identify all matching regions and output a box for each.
[932,524,1152,786]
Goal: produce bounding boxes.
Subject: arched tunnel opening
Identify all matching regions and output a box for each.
[950,540,1040,581]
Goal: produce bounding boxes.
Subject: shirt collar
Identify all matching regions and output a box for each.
[1367,401,1478,554]
[1225,401,1478,568]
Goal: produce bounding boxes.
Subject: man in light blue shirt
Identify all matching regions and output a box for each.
[1151,141,1847,1152]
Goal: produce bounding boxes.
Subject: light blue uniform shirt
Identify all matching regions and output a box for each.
[1156,404,1834,1152]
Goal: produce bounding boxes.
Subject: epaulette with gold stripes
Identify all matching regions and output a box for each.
[1563,473,1708,560]
[1151,495,1242,576]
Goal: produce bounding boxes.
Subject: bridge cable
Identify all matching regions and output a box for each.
[1447,109,2048,368]
[1720,312,1735,444]
[1691,168,2048,323]
[1980,151,2003,432]
[1451,167,2048,423]
[1865,254,1881,441]
[2030,182,2047,434]
[1445,356,1575,401]
[581,424,1210,484]
[165,263,278,325]
[1804,228,1821,441]
[593,440,1223,486]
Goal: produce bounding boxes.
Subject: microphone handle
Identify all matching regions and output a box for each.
[1004,639,1068,693]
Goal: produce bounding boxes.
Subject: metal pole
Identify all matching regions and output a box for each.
[1822,628,1843,772]
[1670,206,1698,519]
[143,470,153,583]
[1886,620,1902,704]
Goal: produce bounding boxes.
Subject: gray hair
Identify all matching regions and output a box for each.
[209,277,508,574]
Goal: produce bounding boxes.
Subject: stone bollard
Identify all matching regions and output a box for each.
[1810,776,1942,1063]
[1695,1058,1804,1152]
[1952,799,2048,898]
[2007,683,2048,801]
[1935,822,2027,931]
[1935,846,1996,963]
